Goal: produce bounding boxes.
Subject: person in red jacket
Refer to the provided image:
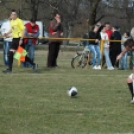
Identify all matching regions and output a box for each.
[105,22,113,39]
[47,12,63,68]
[23,18,39,67]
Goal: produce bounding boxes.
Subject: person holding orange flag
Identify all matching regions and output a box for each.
[2,9,38,73]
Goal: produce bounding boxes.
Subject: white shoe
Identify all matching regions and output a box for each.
[97,65,101,70]
[130,100,134,104]
[93,66,97,69]
[107,67,114,70]
[110,67,114,70]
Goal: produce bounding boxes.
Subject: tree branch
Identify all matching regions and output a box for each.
[95,14,105,23]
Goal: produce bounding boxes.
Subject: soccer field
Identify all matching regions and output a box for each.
[0,50,134,134]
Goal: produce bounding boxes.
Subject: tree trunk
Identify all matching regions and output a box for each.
[31,0,39,20]
[63,22,73,46]
[88,0,101,32]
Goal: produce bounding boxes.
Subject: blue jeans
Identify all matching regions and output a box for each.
[104,48,113,68]
[120,52,128,69]
[3,41,12,66]
[88,44,101,66]
[22,43,35,67]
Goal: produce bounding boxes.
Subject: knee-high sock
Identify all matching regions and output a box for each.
[25,56,35,66]
[8,51,14,71]
[127,83,133,99]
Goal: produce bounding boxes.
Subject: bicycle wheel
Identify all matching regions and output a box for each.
[71,54,87,68]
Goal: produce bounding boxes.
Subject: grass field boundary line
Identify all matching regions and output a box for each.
[1,112,133,117]
[2,74,129,77]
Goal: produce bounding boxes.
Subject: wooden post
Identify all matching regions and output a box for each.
[100,40,104,67]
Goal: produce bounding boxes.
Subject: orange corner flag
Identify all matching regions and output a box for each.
[14,46,27,66]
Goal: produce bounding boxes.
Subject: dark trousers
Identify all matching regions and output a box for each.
[110,48,121,67]
[47,42,60,67]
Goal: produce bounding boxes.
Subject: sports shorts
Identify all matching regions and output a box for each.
[10,38,25,50]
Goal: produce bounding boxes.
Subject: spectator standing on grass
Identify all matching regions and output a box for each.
[22,18,39,67]
[0,16,12,66]
[117,39,134,103]
[120,32,130,70]
[99,25,114,70]
[2,9,38,73]
[88,25,101,70]
[109,26,121,68]
[101,22,113,67]
[47,12,63,68]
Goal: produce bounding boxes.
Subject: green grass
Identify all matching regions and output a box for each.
[0,50,134,134]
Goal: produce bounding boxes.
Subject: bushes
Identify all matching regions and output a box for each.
[35,44,83,51]
[0,43,82,52]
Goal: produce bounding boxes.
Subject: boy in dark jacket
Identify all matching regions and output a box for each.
[110,26,121,67]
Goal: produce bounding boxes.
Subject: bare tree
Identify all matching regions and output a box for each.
[88,0,102,28]
[0,0,134,39]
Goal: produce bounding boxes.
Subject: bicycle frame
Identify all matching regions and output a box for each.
[71,41,91,68]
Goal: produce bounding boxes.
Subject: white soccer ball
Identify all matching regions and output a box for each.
[67,86,78,97]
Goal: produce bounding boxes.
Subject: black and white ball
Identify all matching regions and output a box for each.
[67,86,78,97]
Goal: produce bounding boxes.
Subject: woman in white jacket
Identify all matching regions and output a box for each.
[99,25,114,70]
[0,18,12,66]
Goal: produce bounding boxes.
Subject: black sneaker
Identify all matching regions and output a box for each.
[2,69,12,73]
[33,63,38,71]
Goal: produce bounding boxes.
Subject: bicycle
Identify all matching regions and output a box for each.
[71,39,92,69]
